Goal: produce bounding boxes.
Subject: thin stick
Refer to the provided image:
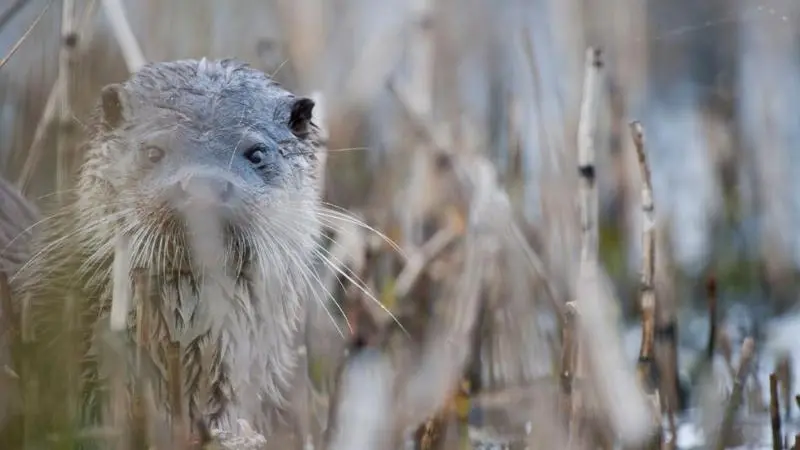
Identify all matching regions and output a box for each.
[167,341,186,446]
[100,0,145,72]
[776,353,792,420]
[577,47,602,263]
[0,0,55,71]
[16,0,99,191]
[706,275,717,359]
[55,0,77,201]
[560,302,578,423]
[110,234,132,331]
[770,373,782,450]
[714,337,755,450]
[569,46,603,448]
[630,121,663,448]
[394,225,460,299]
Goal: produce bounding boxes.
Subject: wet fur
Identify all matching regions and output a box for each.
[8,59,323,442]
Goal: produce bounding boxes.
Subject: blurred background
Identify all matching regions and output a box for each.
[2,0,800,448]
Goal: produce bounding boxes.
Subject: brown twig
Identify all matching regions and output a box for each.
[706,274,718,360]
[770,373,782,450]
[776,353,792,420]
[714,337,755,450]
[630,121,663,449]
[560,302,578,425]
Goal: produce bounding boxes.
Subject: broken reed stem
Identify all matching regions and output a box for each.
[55,0,77,201]
[394,225,460,298]
[132,269,149,373]
[0,273,18,343]
[110,234,132,331]
[577,47,602,263]
[706,275,717,359]
[630,121,662,448]
[568,46,603,449]
[167,341,186,445]
[776,354,792,420]
[17,0,99,192]
[714,337,755,450]
[770,373,782,450]
[100,0,146,72]
[560,303,578,422]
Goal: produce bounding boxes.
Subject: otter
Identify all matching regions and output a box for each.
[6,58,323,446]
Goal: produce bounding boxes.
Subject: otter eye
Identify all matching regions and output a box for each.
[244,144,268,166]
[145,146,164,163]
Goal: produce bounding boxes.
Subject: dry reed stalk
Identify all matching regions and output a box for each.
[770,373,782,450]
[273,0,325,91]
[714,337,755,450]
[576,47,602,269]
[100,0,145,72]
[110,234,132,331]
[559,302,577,424]
[705,275,717,360]
[16,0,98,192]
[0,273,17,344]
[776,353,792,420]
[0,0,55,71]
[133,269,150,374]
[55,0,77,200]
[629,121,663,449]
[394,225,460,299]
[403,0,435,251]
[568,46,603,449]
[167,340,188,447]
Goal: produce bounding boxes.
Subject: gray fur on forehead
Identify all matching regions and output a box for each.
[120,58,296,125]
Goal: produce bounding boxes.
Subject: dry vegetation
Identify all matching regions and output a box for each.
[1,0,800,449]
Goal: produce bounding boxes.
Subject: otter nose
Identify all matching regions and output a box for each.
[174,175,234,205]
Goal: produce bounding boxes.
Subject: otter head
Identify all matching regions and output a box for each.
[78,59,322,278]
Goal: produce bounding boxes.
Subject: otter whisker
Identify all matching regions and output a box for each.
[12,208,134,283]
[246,211,349,336]
[317,202,405,257]
[2,199,134,258]
[263,213,405,334]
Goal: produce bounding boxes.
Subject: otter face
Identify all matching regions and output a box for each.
[80,59,322,274]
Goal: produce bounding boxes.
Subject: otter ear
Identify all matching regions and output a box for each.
[288,97,315,138]
[100,83,132,130]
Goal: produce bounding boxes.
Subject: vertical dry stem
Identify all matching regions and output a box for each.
[577,48,602,264]
[55,0,77,200]
[770,373,782,450]
[16,0,99,192]
[101,0,146,72]
[560,302,578,423]
[714,338,755,450]
[569,46,603,449]
[629,121,663,448]
[110,234,132,331]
